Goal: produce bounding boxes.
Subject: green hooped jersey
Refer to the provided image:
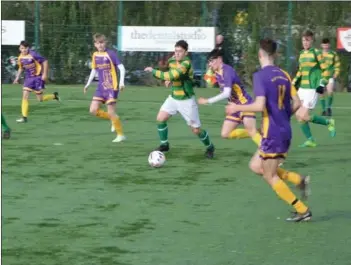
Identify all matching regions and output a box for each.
[323,50,341,78]
[152,56,195,100]
[292,48,331,89]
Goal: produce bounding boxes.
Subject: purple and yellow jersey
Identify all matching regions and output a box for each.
[91,49,121,91]
[254,65,297,141]
[215,64,253,104]
[18,50,46,78]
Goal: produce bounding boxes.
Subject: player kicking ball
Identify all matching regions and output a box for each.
[226,38,311,222]
[13,40,60,123]
[198,49,261,146]
[144,40,215,158]
[84,33,126,143]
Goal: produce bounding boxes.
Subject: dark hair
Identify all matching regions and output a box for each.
[322,38,330,44]
[207,48,224,61]
[259,38,277,56]
[19,40,30,48]
[175,40,188,51]
[302,29,314,38]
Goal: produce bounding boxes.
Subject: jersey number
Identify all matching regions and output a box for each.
[102,70,113,89]
[278,85,286,109]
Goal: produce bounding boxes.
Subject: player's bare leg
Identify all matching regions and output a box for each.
[17,90,30,123]
[250,151,312,222]
[221,120,240,138]
[108,103,126,143]
[243,117,261,146]
[155,110,171,152]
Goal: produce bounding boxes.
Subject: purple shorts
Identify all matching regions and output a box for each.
[259,138,291,160]
[23,76,45,93]
[93,88,119,105]
[225,111,256,123]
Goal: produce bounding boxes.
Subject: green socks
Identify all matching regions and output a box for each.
[157,122,168,145]
[300,122,313,140]
[198,129,213,148]
[320,96,326,111]
[327,94,333,108]
[1,114,10,131]
[310,115,329,125]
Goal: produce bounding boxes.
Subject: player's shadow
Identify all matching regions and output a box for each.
[313,210,351,222]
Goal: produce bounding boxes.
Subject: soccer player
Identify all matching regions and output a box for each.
[144,40,215,158]
[198,48,261,145]
[13,41,60,123]
[1,113,11,139]
[84,33,126,143]
[293,30,336,147]
[320,38,341,116]
[226,38,311,222]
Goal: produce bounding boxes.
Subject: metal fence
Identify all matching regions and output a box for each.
[1,1,350,90]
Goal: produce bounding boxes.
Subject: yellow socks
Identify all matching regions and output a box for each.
[21,99,29,117]
[229,129,250,139]
[277,168,302,185]
[111,116,124,135]
[96,109,110,120]
[95,110,124,135]
[228,129,261,147]
[42,94,55,101]
[272,179,308,214]
[252,132,262,146]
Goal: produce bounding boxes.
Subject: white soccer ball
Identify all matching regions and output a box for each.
[148,151,166,168]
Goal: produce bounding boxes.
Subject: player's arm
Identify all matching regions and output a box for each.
[290,85,301,114]
[227,96,266,113]
[198,87,231,105]
[32,52,48,81]
[225,73,266,113]
[333,53,341,79]
[117,63,125,88]
[84,54,96,91]
[13,58,23,84]
[292,55,302,87]
[148,60,190,81]
[108,49,126,88]
[199,69,233,104]
[315,49,330,87]
[85,69,97,89]
[41,60,49,81]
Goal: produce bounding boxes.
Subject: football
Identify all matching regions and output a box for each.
[148,151,166,168]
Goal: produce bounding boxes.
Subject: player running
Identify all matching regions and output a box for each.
[293,30,336,147]
[198,48,261,145]
[13,41,60,123]
[144,40,215,158]
[226,38,311,222]
[1,113,11,139]
[84,33,126,143]
[319,38,341,117]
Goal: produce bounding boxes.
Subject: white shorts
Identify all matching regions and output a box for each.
[297,88,318,110]
[328,78,335,85]
[160,95,201,128]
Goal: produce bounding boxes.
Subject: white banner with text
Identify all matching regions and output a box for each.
[119,26,215,52]
[1,20,25,45]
